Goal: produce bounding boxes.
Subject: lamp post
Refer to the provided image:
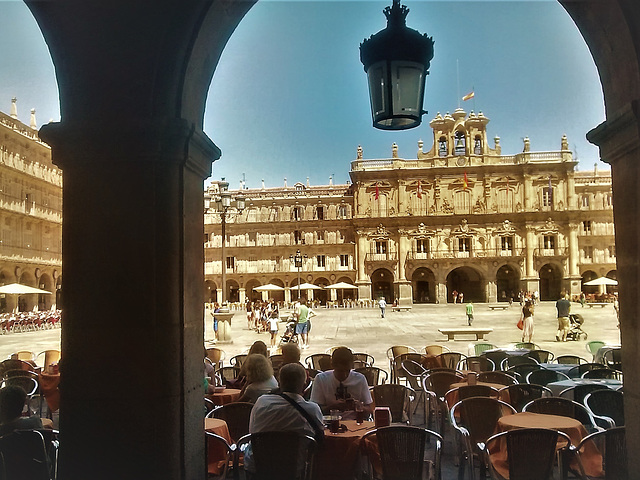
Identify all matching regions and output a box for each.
[360,0,435,130]
[213,178,245,305]
[290,249,307,302]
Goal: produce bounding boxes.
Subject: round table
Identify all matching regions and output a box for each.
[546,378,622,397]
[205,417,232,476]
[446,381,504,408]
[314,419,375,480]
[205,388,242,406]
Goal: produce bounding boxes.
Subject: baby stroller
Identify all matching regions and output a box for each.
[278,320,299,346]
[567,313,588,341]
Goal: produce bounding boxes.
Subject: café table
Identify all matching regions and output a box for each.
[539,363,575,376]
[205,388,242,406]
[594,344,621,364]
[493,412,602,477]
[446,381,504,409]
[546,378,622,397]
[205,417,232,476]
[314,419,376,480]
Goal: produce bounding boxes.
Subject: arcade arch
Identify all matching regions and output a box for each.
[581,270,598,295]
[496,264,520,302]
[38,273,55,310]
[371,268,394,302]
[446,266,485,302]
[204,280,217,303]
[411,267,436,303]
[539,263,563,301]
[244,279,262,302]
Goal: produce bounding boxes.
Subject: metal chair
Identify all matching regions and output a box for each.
[555,355,587,365]
[354,366,388,386]
[371,384,415,424]
[236,431,317,480]
[205,431,233,479]
[423,345,450,356]
[217,366,240,384]
[3,369,39,380]
[498,384,552,412]
[481,350,509,371]
[484,428,571,480]
[523,397,600,433]
[206,347,226,370]
[304,354,332,371]
[1,376,39,396]
[458,356,495,372]
[392,353,424,385]
[445,384,499,409]
[386,346,417,383]
[361,426,442,480]
[500,355,538,370]
[559,384,608,405]
[472,343,497,356]
[36,350,61,371]
[207,402,254,442]
[513,342,540,350]
[10,351,36,362]
[0,359,34,378]
[506,364,542,382]
[574,427,626,479]
[400,360,427,419]
[477,371,518,386]
[526,369,570,386]
[423,370,465,433]
[585,341,606,362]
[567,363,608,378]
[584,389,624,428]
[601,348,622,371]
[436,352,467,370]
[269,354,284,377]
[582,368,622,380]
[526,349,555,363]
[229,354,248,368]
[353,353,375,367]
[450,397,516,480]
[0,429,52,480]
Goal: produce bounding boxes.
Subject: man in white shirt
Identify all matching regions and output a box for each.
[310,347,373,419]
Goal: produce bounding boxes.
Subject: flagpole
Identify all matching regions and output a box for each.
[456,59,460,109]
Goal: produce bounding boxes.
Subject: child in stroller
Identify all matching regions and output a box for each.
[566,313,587,341]
[279,319,299,346]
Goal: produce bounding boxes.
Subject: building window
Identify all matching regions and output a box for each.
[316,205,324,220]
[582,220,592,235]
[438,137,447,157]
[542,187,553,207]
[543,235,555,250]
[317,255,326,268]
[416,238,429,253]
[340,254,349,267]
[458,237,471,253]
[292,206,303,221]
[204,233,209,243]
[501,236,514,252]
[609,245,616,257]
[583,246,593,260]
[338,205,348,218]
[294,230,303,244]
[375,240,387,254]
[226,257,235,270]
[606,193,613,207]
[454,190,470,213]
[581,195,590,208]
[316,230,325,242]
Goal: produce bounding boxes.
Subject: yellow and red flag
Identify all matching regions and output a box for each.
[375,182,379,200]
[463,171,468,189]
[462,91,475,101]
[417,180,423,199]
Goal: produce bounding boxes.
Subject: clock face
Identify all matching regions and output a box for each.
[457,157,466,166]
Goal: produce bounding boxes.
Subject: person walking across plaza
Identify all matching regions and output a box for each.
[521,299,535,342]
[378,296,387,318]
[555,293,571,342]
[295,296,315,349]
[465,300,474,325]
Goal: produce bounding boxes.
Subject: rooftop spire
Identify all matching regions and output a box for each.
[10,98,17,119]
[30,108,37,130]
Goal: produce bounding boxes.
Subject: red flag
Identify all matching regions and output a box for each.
[506,177,510,190]
[463,171,468,189]
[417,180,423,199]
[375,182,379,200]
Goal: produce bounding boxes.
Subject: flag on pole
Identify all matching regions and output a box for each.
[506,177,510,190]
[417,180,423,199]
[463,171,468,189]
[462,91,475,101]
[375,182,379,200]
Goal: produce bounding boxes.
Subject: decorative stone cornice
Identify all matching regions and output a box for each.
[587,100,640,165]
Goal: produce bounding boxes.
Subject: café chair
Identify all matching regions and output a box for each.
[206,348,226,370]
[567,363,608,379]
[436,352,467,370]
[555,355,587,365]
[584,341,606,362]
[481,350,509,371]
[584,390,624,428]
[581,368,622,381]
[423,345,450,356]
[477,371,518,386]
[500,355,538,371]
[36,350,61,371]
[513,342,540,350]
[361,426,442,480]
[304,354,332,372]
[423,371,465,433]
[472,343,496,356]
[204,397,216,414]
[574,426,626,479]
[207,402,254,443]
[601,348,622,371]
[484,428,571,480]
[1,376,39,397]
[353,353,375,367]
[0,359,34,378]
[3,369,39,380]
[218,366,240,384]
[371,384,415,424]
[559,384,607,405]
[526,349,555,363]
[236,431,316,480]
[269,355,284,377]
[458,356,495,372]
[392,353,425,385]
[386,346,417,383]
[29,394,53,419]
[400,360,427,418]
[205,431,233,480]
[354,367,388,387]
[325,345,350,355]
[0,429,52,480]
[526,369,570,386]
[450,397,516,480]
[523,397,601,433]
[506,364,542,383]
[498,384,552,412]
[229,354,248,368]
[10,351,35,362]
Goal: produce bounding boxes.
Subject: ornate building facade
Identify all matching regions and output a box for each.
[204,108,615,305]
[0,99,62,311]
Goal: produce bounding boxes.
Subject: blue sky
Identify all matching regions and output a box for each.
[0,1,605,189]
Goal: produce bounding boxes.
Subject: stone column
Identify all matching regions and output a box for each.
[523,174,533,210]
[587,100,640,475]
[238,287,246,304]
[355,231,367,283]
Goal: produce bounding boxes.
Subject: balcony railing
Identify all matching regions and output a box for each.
[408,248,525,260]
[534,247,569,257]
[365,252,398,262]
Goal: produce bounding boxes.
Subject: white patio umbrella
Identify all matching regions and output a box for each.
[584,276,618,286]
[0,283,52,295]
[325,281,358,290]
[253,283,285,292]
[296,283,323,290]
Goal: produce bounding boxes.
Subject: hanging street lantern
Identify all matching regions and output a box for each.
[360,0,435,130]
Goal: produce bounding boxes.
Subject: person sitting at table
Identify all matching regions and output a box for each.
[280,342,311,390]
[237,354,278,403]
[310,347,373,419]
[0,385,43,436]
[244,363,324,475]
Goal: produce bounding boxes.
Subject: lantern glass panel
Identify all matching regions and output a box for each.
[367,62,387,119]
[391,61,424,117]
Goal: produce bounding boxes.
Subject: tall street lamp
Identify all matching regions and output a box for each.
[360,0,435,130]
[213,178,245,304]
[290,249,308,302]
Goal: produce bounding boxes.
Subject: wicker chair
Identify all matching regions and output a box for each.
[505,364,541,383]
[371,384,415,424]
[392,353,425,385]
[304,354,332,371]
[353,353,375,367]
[11,351,36,362]
[269,354,284,377]
[582,368,622,381]
[229,354,248,368]
[477,371,518,386]
[424,345,450,356]
[354,366,388,386]
[207,402,253,442]
[559,384,608,404]
[584,389,624,428]
[205,431,232,479]
[555,355,587,365]
[575,427,626,479]
[526,349,555,363]
[362,426,442,480]
[400,360,427,418]
[0,359,34,378]
[423,371,465,433]
[458,356,495,372]
[444,385,499,408]
[236,431,317,480]
[484,428,571,480]
[206,348,226,370]
[451,397,516,480]
[498,384,552,412]
[436,352,467,370]
[3,369,39,380]
[387,346,417,383]
[523,397,600,433]
[526,369,570,386]
[567,363,608,378]
[36,350,61,371]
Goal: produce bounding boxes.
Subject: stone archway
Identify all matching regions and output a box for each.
[411,267,436,303]
[581,270,598,295]
[446,266,485,302]
[539,263,563,301]
[496,264,520,302]
[204,279,217,303]
[244,279,262,302]
[371,268,394,302]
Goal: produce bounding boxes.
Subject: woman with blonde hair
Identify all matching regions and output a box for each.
[237,354,278,403]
